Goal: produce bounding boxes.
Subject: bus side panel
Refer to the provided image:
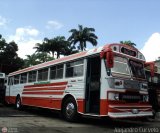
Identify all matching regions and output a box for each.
[21,81,68,109]
[21,79,85,112]
[22,97,62,109]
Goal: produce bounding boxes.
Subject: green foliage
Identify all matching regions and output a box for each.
[34,36,78,59]
[68,25,98,51]
[23,52,54,68]
[120,40,136,47]
[0,34,24,74]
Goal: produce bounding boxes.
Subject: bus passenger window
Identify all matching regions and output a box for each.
[14,75,20,84]
[38,68,48,81]
[66,59,84,78]
[50,64,63,80]
[20,73,27,84]
[56,64,63,79]
[28,71,37,83]
[50,66,56,79]
[8,77,13,85]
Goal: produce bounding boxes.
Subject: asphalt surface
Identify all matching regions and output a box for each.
[0,103,160,133]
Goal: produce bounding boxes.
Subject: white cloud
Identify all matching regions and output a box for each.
[46,20,63,30]
[16,28,39,36]
[0,16,7,26]
[9,27,39,42]
[141,33,160,61]
[17,39,41,59]
[8,27,41,59]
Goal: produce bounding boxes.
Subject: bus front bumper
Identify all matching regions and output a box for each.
[108,105,153,118]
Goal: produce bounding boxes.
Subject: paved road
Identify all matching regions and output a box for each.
[0,104,160,133]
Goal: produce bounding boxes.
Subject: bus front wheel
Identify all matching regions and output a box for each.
[62,97,78,122]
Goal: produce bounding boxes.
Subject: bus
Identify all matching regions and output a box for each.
[5,43,152,121]
[0,72,6,103]
[145,62,160,114]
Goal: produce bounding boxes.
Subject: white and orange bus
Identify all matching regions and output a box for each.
[5,43,152,121]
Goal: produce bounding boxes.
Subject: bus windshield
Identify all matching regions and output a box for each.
[110,57,146,79]
[129,60,145,79]
[111,56,130,77]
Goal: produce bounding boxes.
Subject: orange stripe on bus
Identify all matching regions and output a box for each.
[23,87,65,91]
[22,97,62,109]
[24,81,68,88]
[22,91,64,95]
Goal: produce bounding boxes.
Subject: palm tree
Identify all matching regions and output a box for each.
[63,43,79,56]
[34,36,71,59]
[120,40,136,47]
[34,38,50,53]
[68,25,98,51]
[49,36,67,58]
[24,54,39,67]
[24,52,54,68]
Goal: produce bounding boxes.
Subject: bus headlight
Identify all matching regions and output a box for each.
[114,79,124,89]
[141,83,148,89]
[114,93,119,100]
[143,95,149,102]
[108,93,119,100]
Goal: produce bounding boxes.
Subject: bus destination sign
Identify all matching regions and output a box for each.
[121,47,137,57]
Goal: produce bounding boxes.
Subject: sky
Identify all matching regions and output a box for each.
[0,0,160,61]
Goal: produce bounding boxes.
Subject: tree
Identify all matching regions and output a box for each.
[24,52,54,68]
[62,43,79,56]
[0,34,6,52]
[68,25,98,51]
[120,40,136,47]
[24,53,39,67]
[34,36,77,59]
[0,35,24,74]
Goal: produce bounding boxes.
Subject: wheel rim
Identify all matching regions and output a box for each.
[16,99,20,108]
[66,102,75,118]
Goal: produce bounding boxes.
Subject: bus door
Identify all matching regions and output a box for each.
[85,56,101,114]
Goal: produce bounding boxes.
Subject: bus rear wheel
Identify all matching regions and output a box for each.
[15,96,22,110]
[62,97,78,122]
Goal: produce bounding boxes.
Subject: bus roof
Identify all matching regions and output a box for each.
[9,43,145,76]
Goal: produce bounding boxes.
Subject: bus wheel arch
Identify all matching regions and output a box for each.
[61,94,79,121]
[15,94,22,110]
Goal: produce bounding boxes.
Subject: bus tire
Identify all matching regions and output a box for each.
[15,96,22,110]
[62,97,78,122]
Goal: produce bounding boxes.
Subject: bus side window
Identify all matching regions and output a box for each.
[8,77,13,85]
[28,71,37,83]
[56,64,63,79]
[20,73,27,84]
[38,68,48,81]
[66,59,84,78]
[14,75,20,85]
[50,64,63,80]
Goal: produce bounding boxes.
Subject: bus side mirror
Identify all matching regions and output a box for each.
[106,50,114,68]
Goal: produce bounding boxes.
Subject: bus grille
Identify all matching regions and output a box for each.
[119,93,143,103]
[124,80,140,90]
